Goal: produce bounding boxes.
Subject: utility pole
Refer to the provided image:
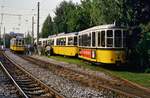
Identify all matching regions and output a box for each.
[0,26,1,42]
[37,2,40,44]
[0,13,4,43]
[32,16,34,44]
[3,26,5,47]
[0,5,4,42]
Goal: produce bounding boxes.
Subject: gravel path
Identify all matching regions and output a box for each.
[5,51,105,98]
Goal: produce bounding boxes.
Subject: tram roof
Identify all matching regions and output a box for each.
[48,32,78,38]
[79,24,126,34]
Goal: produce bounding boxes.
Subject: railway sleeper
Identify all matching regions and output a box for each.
[22,87,42,91]
[25,89,47,96]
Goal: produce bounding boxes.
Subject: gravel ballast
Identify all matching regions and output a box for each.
[5,51,105,98]
[0,67,18,98]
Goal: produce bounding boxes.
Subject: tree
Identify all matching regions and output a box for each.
[41,14,53,38]
[53,1,77,33]
[25,32,32,44]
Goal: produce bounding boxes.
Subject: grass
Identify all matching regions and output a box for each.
[49,55,150,88]
[112,71,150,87]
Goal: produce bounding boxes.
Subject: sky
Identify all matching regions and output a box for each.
[0,0,81,37]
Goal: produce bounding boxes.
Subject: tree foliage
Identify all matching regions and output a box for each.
[41,14,53,38]
[41,0,150,35]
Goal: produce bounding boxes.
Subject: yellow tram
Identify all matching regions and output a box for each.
[51,32,78,56]
[78,24,127,64]
[10,37,25,52]
[39,24,127,64]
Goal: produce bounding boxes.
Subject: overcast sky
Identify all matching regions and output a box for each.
[0,0,80,37]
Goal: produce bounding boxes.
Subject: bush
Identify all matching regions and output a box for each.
[145,68,150,73]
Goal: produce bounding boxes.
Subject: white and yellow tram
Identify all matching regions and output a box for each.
[52,32,78,56]
[39,24,127,64]
[10,37,25,52]
[78,24,127,64]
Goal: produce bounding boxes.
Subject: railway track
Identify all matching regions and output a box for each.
[20,55,150,98]
[0,67,20,97]
[0,52,65,98]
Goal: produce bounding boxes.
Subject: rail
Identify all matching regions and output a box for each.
[0,52,65,98]
[0,61,28,98]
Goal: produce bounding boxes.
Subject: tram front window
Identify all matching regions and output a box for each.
[115,30,122,47]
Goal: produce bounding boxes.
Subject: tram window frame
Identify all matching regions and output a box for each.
[106,30,113,47]
[101,31,105,47]
[92,32,96,47]
[115,30,122,47]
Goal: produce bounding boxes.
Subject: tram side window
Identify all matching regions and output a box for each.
[60,38,66,45]
[82,34,91,47]
[82,35,84,46]
[63,38,66,45]
[101,31,105,47]
[87,33,91,46]
[98,32,101,47]
[51,40,54,45]
[92,32,95,47]
[74,36,77,45]
[107,30,113,47]
[115,30,122,47]
[79,35,82,46]
[56,39,59,45]
[82,34,87,46]
[68,37,73,45]
[48,40,54,45]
